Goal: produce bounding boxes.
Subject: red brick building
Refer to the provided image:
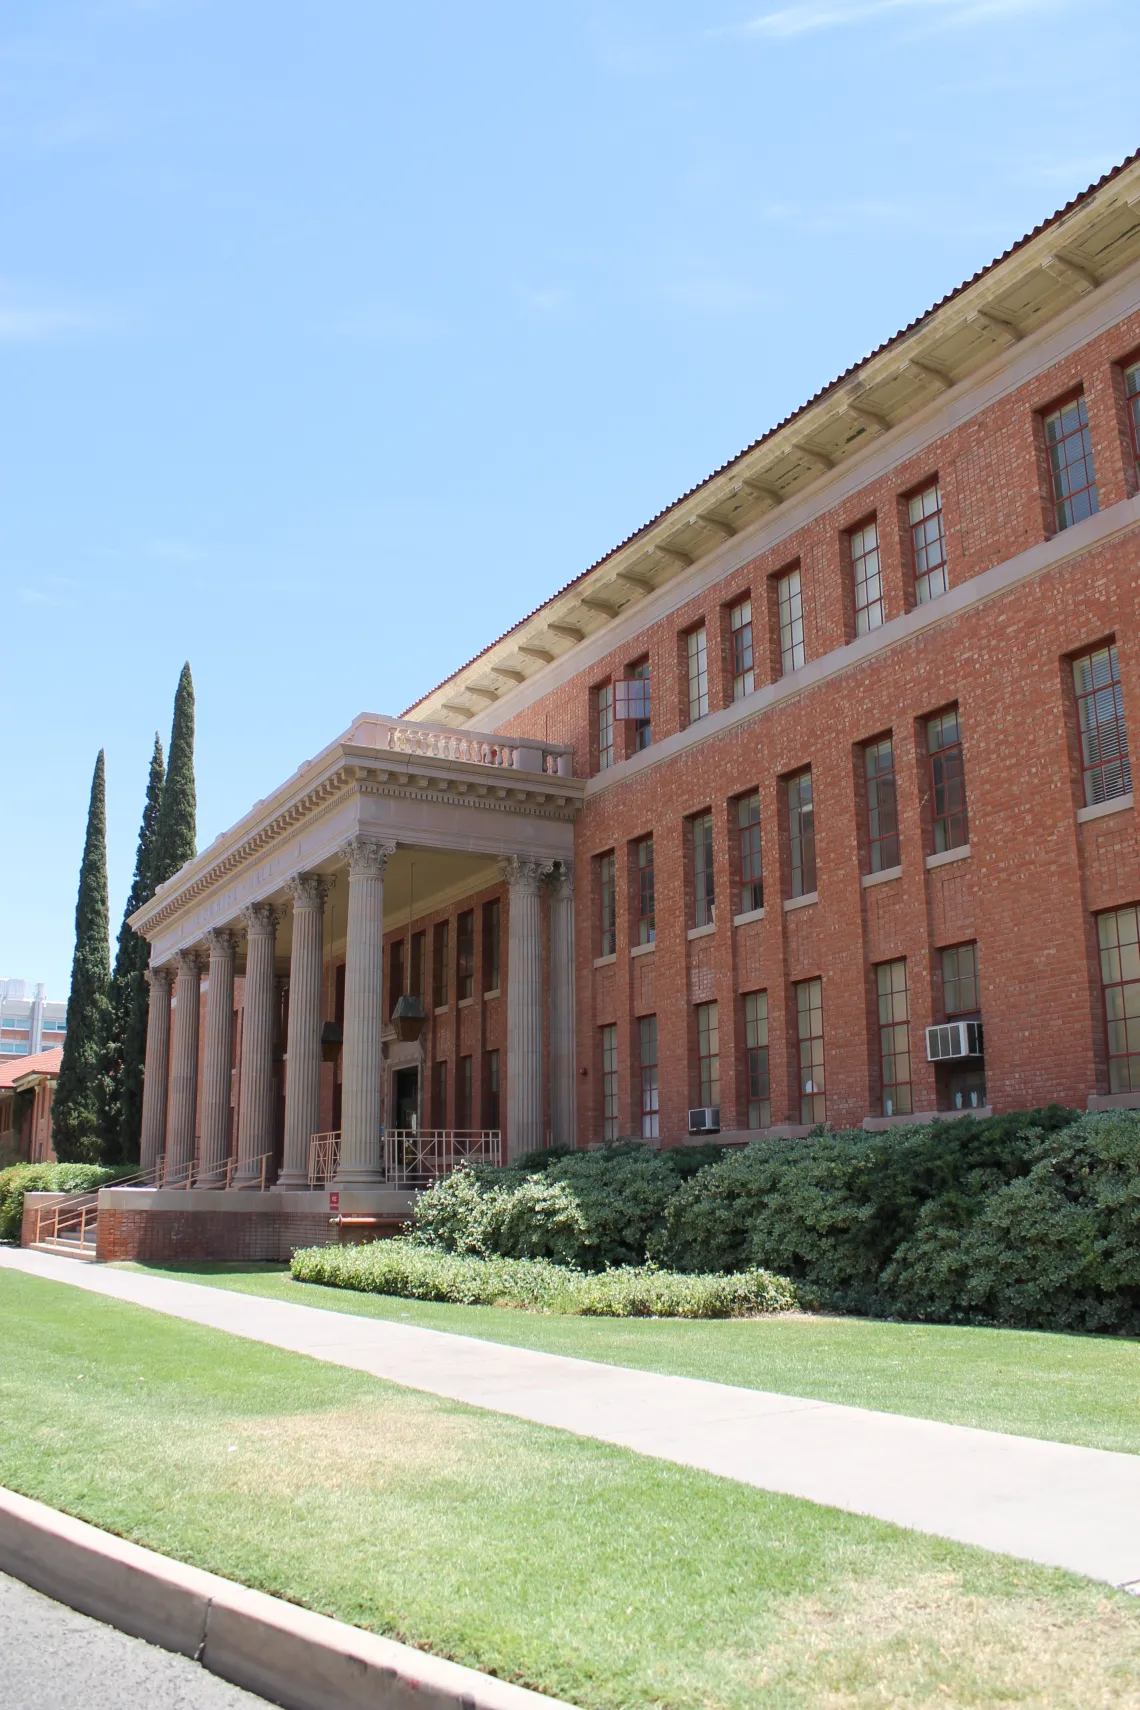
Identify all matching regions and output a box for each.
[126,155,1140,1214]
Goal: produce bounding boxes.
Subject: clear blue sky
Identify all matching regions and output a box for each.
[3,0,1137,998]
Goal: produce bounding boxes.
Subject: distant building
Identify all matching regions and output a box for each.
[0,1047,63,1163]
[0,980,67,1060]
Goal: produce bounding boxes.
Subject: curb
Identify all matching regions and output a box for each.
[0,1487,580,1710]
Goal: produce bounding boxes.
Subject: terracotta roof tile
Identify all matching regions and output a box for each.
[0,1047,64,1091]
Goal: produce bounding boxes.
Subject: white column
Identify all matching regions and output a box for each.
[501,857,547,1159]
[199,928,236,1186]
[333,837,392,1188]
[235,903,278,1184]
[548,861,576,1149]
[138,964,173,1176]
[279,873,328,1187]
[165,948,203,1182]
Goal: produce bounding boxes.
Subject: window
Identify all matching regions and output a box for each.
[600,1024,619,1140]
[787,770,816,898]
[387,939,405,1018]
[456,1055,473,1129]
[737,792,763,914]
[909,482,947,604]
[482,899,501,993]
[431,1059,448,1128]
[432,921,450,1009]
[795,978,825,1123]
[730,599,754,699]
[942,943,980,1016]
[876,960,913,1117]
[864,736,900,873]
[744,991,770,1129]
[616,664,652,750]
[1125,360,1140,483]
[927,709,969,852]
[483,1049,500,1130]
[687,627,709,722]
[1073,643,1132,807]
[1043,395,1098,531]
[639,1015,659,1139]
[777,569,805,674]
[598,851,617,956]
[692,812,715,927]
[850,519,884,634]
[1098,906,1140,1092]
[410,931,425,1001]
[635,835,655,944]
[596,683,614,771]
[696,1002,720,1108]
[456,911,475,1002]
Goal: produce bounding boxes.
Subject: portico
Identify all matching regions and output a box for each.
[128,715,582,1236]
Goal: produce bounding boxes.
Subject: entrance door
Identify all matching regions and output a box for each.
[394,1067,419,1132]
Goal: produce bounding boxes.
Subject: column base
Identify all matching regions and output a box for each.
[274,1169,310,1190]
[331,1168,386,1188]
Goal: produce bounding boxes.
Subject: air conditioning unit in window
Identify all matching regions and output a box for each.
[925,1021,984,1062]
[688,1106,721,1134]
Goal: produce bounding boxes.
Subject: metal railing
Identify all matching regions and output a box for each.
[158,1152,275,1191]
[307,1129,502,1189]
[32,1197,100,1250]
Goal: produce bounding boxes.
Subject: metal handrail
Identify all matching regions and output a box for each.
[307,1128,502,1189]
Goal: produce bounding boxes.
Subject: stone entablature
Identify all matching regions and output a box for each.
[130,714,580,962]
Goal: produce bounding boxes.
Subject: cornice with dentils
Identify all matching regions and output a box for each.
[403,152,1140,729]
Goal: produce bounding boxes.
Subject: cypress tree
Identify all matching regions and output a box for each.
[53,751,112,1162]
[152,662,197,886]
[100,734,165,1162]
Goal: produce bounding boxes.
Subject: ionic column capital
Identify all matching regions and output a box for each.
[240,902,280,937]
[204,926,237,959]
[498,855,552,896]
[286,871,330,910]
[340,836,396,878]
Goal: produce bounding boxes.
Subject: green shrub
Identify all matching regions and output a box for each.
[0,1162,125,1244]
[414,1141,726,1271]
[290,1238,797,1318]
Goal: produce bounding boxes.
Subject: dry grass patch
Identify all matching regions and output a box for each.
[742,1572,1140,1708]
[228,1404,486,1493]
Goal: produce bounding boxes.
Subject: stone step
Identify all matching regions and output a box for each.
[29,1240,98,1263]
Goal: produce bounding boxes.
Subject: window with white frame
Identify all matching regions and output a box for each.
[776,569,805,674]
[730,599,754,699]
[600,1024,619,1140]
[596,683,614,771]
[909,482,947,604]
[687,627,709,722]
[744,991,770,1129]
[692,812,715,927]
[850,519,884,633]
[639,1015,659,1139]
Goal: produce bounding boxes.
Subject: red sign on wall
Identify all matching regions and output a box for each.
[329,1191,340,1212]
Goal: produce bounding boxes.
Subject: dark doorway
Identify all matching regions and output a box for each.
[393,1067,419,1132]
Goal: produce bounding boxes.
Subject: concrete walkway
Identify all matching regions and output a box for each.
[4,1246,1140,1590]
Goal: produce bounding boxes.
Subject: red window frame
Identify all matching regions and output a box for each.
[600,1024,619,1140]
[456,910,475,1001]
[864,735,900,873]
[908,481,947,604]
[1073,642,1132,807]
[743,990,770,1129]
[737,792,763,914]
[482,1049,500,1130]
[639,1015,659,1139]
[876,959,913,1117]
[635,835,655,944]
[597,851,616,957]
[696,1001,720,1108]
[1125,358,1140,483]
[927,708,968,853]
[431,1058,448,1128]
[1042,392,1099,531]
[1098,906,1140,1094]
[795,978,825,1123]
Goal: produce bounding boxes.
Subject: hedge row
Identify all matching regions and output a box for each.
[411,1108,1140,1334]
[290,1238,797,1318]
[0,1162,126,1244]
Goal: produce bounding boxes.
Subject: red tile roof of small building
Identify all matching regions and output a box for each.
[0,1047,64,1090]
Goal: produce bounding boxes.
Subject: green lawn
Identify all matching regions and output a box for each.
[124,1261,1140,1456]
[3,1268,1138,1710]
